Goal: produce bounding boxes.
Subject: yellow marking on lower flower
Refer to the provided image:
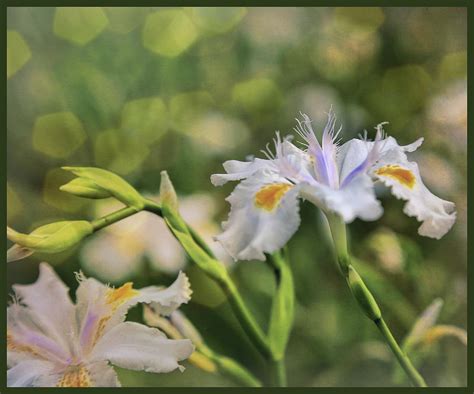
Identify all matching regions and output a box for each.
[375,165,416,189]
[7,331,44,359]
[254,183,292,211]
[106,282,139,310]
[57,365,91,387]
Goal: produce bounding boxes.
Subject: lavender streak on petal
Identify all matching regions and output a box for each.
[80,311,100,350]
[19,329,70,363]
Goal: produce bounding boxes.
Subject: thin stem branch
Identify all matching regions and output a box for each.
[325,213,427,388]
[375,318,427,387]
[144,199,273,361]
[91,206,142,231]
[212,273,274,360]
[200,345,262,387]
[269,359,287,387]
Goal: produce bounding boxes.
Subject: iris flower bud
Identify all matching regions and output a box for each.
[7,220,93,262]
[62,167,144,210]
[60,177,111,199]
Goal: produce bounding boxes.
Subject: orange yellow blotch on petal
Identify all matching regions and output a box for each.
[375,165,416,189]
[254,183,292,211]
[57,365,91,387]
[106,282,139,310]
[7,331,44,359]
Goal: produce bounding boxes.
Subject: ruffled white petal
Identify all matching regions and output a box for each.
[300,173,383,223]
[211,158,276,186]
[7,359,59,387]
[74,270,192,350]
[12,263,76,356]
[87,361,121,387]
[90,321,194,373]
[134,271,192,315]
[338,136,424,183]
[372,148,456,239]
[216,172,301,261]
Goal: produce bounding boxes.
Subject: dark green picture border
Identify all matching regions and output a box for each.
[3,2,471,393]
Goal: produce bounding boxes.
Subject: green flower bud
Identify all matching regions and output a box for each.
[159,170,179,212]
[60,177,112,199]
[267,251,294,361]
[347,265,382,321]
[7,220,93,262]
[62,167,144,210]
[158,171,227,282]
[159,170,188,233]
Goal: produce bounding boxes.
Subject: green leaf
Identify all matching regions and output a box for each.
[267,251,295,360]
[142,9,198,57]
[62,166,144,210]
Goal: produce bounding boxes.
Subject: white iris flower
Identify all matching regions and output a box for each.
[7,263,194,387]
[211,110,456,261]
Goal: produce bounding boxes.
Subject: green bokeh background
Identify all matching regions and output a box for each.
[7,7,467,387]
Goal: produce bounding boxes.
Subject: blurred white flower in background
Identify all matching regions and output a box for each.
[427,80,467,154]
[81,194,231,283]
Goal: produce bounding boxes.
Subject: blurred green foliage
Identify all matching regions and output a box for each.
[7,7,466,387]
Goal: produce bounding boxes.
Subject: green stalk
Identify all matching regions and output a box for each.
[217,274,274,360]
[144,199,274,361]
[325,213,427,388]
[199,345,262,387]
[266,251,293,387]
[269,359,287,387]
[375,318,427,387]
[91,206,144,231]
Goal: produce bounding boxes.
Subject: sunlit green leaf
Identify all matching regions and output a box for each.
[7,30,31,79]
[438,51,467,83]
[232,78,283,114]
[53,7,109,46]
[143,9,198,57]
[170,90,215,133]
[7,183,23,222]
[334,7,385,32]
[104,7,148,34]
[121,97,169,144]
[94,128,150,175]
[32,112,87,159]
[189,7,247,34]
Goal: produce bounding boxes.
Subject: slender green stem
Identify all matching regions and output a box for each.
[200,345,262,387]
[91,206,142,231]
[375,318,427,387]
[266,251,293,387]
[216,274,273,360]
[188,224,217,259]
[325,213,427,388]
[147,314,262,387]
[144,198,273,361]
[269,359,287,387]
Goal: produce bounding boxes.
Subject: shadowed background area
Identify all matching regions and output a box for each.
[7,7,467,387]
